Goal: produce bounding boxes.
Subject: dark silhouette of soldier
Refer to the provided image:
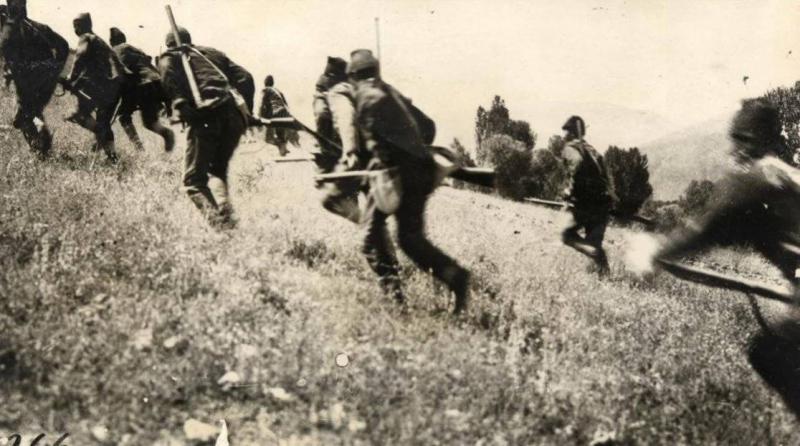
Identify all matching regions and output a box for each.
[637,99,800,420]
[109,27,174,152]
[158,27,249,229]
[259,74,296,156]
[61,12,127,162]
[313,56,348,173]
[0,0,68,157]
[560,116,617,275]
[349,49,470,314]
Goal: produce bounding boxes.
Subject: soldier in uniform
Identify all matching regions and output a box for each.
[312,56,363,223]
[348,49,470,314]
[158,26,248,229]
[109,27,174,152]
[632,99,800,418]
[560,116,617,275]
[259,74,294,156]
[0,0,69,157]
[61,12,126,162]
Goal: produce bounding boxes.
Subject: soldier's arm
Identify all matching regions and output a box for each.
[66,35,91,84]
[157,52,191,114]
[329,85,359,166]
[38,23,69,66]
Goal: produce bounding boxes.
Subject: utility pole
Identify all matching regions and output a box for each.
[375,17,381,60]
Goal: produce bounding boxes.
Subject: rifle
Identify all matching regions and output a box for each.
[524,197,657,230]
[656,259,794,305]
[164,5,210,109]
[314,164,495,189]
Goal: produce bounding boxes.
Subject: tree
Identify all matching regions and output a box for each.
[680,179,715,216]
[761,82,800,165]
[450,138,476,167]
[475,95,537,164]
[483,135,533,200]
[527,148,570,200]
[604,146,654,216]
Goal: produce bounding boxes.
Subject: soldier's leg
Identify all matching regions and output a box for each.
[748,331,800,419]
[139,84,175,152]
[394,185,470,313]
[118,113,144,151]
[13,104,45,156]
[275,128,289,156]
[362,194,404,303]
[584,214,610,275]
[207,108,245,227]
[184,120,219,222]
[95,101,118,163]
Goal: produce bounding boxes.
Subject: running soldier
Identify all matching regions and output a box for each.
[349,49,470,313]
[0,0,69,157]
[158,26,248,229]
[259,75,295,156]
[631,98,800,418]
[560,116,617,275]
[61,12,127,162]
[313,56,363,223]
[109,27,174,152]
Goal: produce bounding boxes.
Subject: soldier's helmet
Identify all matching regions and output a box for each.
[562,115,587,140]
[165,27,192,48]
[109,27,126,46]
[730,98,783,161]
[347,49,380,79]
[73,13,92,31]
[7,0,26,20]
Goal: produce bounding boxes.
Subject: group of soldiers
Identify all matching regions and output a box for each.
[4,0,800,418]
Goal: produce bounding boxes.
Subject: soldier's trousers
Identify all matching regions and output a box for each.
[118,82,174,152]
[362,159,468,297]
[13,75,60,156]
[73,93,119,162]
[562,208,610,273]
[184,101,246,226]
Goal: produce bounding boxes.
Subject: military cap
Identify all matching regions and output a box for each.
[347,49,379,75]
[165,26,192,47]
[109,27,126,46]
[74,12,92,29]
[264,75,274,87]
[325,57,347,76]
[7,0,26,19]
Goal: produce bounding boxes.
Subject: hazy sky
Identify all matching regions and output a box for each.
[30,0,800,150]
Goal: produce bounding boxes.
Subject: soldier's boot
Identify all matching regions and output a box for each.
[99,138,119,164]
[187,189,220,225]
[208,177,236,230]
[593,248,610,276]
[18,118,50,158]
[443,266,470,315]
[277,142,289,157]
[121,120,145,151]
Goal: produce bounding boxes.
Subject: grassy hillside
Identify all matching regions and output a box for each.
[1,88,799,445]
[640,116,732,200]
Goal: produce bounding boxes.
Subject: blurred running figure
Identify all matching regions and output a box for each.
[631,98,800,419]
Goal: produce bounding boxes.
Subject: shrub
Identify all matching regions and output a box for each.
[604,146,653,217]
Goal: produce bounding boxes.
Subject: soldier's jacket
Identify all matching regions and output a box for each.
[353,77,436,167]
[67,32,129,102]
[659,156,800,261]
[564,140,616,211]
[260,86,289,119]
[159,45,253,116]
[113,43,160,87]
[0,17,68,101]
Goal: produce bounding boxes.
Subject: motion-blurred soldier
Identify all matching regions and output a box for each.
[313,56,363,223]
[630,98,800,418]
[560,115,617,275]
[312,56,348,173]
[158,27,248,229]
[0,0,69,157]
[61,12,127,162]
[349,49,470,313]
[259,74,294,156]
[109,27,174,152]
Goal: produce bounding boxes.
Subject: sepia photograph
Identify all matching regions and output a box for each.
[1,0,800,444]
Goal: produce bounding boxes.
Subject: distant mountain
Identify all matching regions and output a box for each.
[640,115,735,200]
